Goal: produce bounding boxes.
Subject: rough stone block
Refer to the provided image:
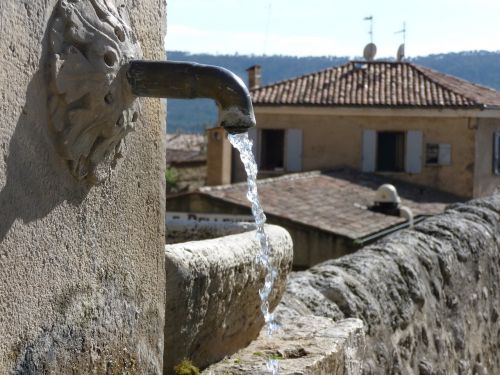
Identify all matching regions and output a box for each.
[277,196,500,374]
[203,317,365,375]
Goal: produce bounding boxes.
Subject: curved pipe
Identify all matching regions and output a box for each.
[126,60,256,134]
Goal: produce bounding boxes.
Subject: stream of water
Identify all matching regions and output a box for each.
[228,132,279,375]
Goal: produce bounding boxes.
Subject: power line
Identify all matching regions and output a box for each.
[263,0,273,55]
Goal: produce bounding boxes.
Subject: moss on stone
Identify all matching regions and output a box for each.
[173,359,200,375]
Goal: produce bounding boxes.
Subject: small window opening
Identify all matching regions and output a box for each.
[260,129,285,170]
[425,144,439,164]
[376,131,405,172]
[426,143,451,166]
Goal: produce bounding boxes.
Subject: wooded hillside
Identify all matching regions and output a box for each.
[166,50,500,133]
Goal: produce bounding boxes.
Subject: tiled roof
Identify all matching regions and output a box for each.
[250,61,500,109]
[199,169,459,240]
[166,133,206,164]
[166,149,206,165]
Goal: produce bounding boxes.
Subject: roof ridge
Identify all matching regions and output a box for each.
[409,64,481,105]
[251,65,341,93]
[199,170,322,192]
[414,64,498,94]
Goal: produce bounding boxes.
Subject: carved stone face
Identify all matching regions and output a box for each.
[47,0,141,184]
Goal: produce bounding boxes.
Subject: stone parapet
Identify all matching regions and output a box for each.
[278,196,500,374]
[203,317,365,375]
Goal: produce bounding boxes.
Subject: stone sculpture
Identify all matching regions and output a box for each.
[47,0,141,183]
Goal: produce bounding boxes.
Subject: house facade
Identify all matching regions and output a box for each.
[208,61,500,198]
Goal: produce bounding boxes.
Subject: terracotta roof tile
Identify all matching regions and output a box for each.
[250,61,500,108]
[199,169,460,240]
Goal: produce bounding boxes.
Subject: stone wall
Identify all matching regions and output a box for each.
[277,196,500,374]
[0,1,166,373]
[204,317,365,375]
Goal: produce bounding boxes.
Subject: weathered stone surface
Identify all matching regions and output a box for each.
[277,196,500,374]
[0,0,166,373]
[203,317,365,375]
[164,224,294,374]
[166,219,255,244]
[47,0,142,183]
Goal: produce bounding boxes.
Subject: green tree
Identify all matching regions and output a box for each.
[165,167,179,193]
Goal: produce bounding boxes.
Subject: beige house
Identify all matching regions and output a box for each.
[208,61,500,198]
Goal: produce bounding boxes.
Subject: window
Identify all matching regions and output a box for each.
[260,129,285,170]
[425,144,439,164]
[362,129,422,174]
[361,129,424,174]
[425,143,451,165]
[493,132,500,174]
[376,131,405,172]
[248,128,303,172]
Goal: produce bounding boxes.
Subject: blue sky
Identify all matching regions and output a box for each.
[166,0,500,58]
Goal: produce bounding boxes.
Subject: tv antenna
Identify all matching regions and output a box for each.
[364,15,374,43]
[363,16,376,61]
[395,22,406,61]
[395,22,406,45]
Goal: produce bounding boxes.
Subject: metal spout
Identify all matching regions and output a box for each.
[127,60,256,134]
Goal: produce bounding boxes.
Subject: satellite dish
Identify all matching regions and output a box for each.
[397,43,405,61]
[363,43,377,61]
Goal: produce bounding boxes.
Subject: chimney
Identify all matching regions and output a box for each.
[246,65,261,89]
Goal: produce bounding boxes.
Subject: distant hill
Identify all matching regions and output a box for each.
[166,50,500,133]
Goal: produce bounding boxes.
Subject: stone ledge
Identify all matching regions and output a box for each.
[164,224,294,374]
[203,317,365,375]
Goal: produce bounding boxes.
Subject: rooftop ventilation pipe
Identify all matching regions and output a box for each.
[370,184,414,227]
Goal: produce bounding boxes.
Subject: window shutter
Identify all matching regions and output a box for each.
[362,129,376,172]
[494,131,500,174]
[438,144,451,165]
[286,128,303,172]
[405,130,423,173]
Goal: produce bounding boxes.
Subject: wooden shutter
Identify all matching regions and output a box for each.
[405,130,423,173]
[362,129,376,172]
[438,144,451,165]
[493,131,500,174]
[286,128,303,172]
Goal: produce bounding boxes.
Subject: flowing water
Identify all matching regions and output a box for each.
[228,132,279,375]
